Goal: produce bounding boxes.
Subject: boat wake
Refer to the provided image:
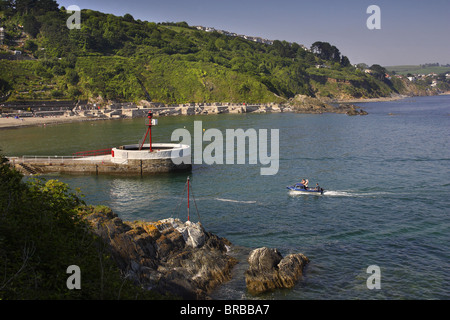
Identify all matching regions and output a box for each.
[288,190,323,196]
[319,190,394,197]
[289,189,391,197]
[215,198,257,204]
[322,190,355,197]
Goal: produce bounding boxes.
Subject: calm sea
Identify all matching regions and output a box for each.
[1,95,449,300]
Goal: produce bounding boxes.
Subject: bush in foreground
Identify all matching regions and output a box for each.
[0,154,164,300]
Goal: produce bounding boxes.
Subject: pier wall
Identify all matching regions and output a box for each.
[11,158,191,176]
[115,103,288,118]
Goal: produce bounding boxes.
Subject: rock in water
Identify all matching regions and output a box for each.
[247,247,283,273]
[161,218,206,248]
[277,253,310,288]
[245,247,309,295]
[83,207,237,299]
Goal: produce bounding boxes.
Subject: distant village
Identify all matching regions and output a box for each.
[193,25,310,51]
[399,72,450,88]
[362,68,450,88]
[386,71,450,88]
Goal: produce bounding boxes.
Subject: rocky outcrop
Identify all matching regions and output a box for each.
[80,207,312,299]
[245,247,309,295]
[339,104,369,116]
[290,94,333,113]
[82,206,237,299]
[289,95,368,115]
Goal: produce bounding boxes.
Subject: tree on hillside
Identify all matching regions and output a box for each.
[271,40,297,58]
[341,55,351,67]
[22,14,41,38]
[123,13,134,22]
[23,39,37,52]
[330,46,341,63]
[0,78,12,95]
[311,41,341,63]
[34,0,58,13]
[11,0,35,14]
[370,64,387,74]
[0,0,15,15]
[8,0,58,14]
[370,64,388,80]
[356,63,369,70]
[66,69,79,85]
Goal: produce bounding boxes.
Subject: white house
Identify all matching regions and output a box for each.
[0,27,4,45]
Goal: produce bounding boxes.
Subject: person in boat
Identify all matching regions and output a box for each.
[315,183,320,191]
[304,179,309,190]
[299,179,306,189]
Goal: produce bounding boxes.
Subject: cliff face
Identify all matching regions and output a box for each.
[82,206,237,299]
[398,78,440,97]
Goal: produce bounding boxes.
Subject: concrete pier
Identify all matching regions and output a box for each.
[10,143,191,176]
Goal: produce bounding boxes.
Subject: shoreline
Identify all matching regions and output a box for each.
[1,103,292,130]
[2,93,446,130]
[0,115,111,130]
[333,94,408,104]
[336,91,450,104]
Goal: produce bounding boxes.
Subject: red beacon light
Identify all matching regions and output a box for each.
[139,111,156,152]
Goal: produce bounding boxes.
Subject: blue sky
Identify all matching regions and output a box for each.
[58,0,450,66]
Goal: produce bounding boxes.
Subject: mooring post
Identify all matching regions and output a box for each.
[148,111,153,152]
[187,176,190,222]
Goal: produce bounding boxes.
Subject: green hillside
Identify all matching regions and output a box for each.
[385,65,450,76]
[0,1,445,105]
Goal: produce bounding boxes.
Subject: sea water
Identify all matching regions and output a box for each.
[1,95,449,299]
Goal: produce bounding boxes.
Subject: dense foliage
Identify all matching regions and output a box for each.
[0,154,164,299]
[0,0,434,104]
